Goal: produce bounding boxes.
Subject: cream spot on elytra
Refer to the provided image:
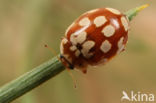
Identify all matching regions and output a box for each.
[117,37,125,54]
[70,46,77,51]
[121,16,129,31]
[106,8,121,15]
[102,25,115,37]
[79,17,91,26]
[70,31,87,45]
[60,38,68,54]
[81,41,95,58]
[100,40,112,53]
[94,16,107,27]
[75,50,81,57]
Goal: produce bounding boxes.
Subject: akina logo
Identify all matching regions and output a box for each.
[121,91,155,102]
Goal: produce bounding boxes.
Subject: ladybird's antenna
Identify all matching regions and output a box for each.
[67,68,77,88]
[44,44,60,60]
[44,44,77,88]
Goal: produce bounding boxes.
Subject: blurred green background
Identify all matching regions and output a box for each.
[0,0,156,103]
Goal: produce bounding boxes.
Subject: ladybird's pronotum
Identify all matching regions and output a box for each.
[60,6,147,73]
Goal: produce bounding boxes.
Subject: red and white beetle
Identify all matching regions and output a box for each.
[60,7,129,73]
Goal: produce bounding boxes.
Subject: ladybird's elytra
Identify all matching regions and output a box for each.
[60,8,129,73]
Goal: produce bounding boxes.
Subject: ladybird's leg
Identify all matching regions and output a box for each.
[60,55,77,88]
[75,65,87,74]
[81,67,87,74]
[66,67,77,88]
[78,62,88,74]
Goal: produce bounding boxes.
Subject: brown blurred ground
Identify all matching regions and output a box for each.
[0,0,156,103]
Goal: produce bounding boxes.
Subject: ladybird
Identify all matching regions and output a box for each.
[60,8,129,73]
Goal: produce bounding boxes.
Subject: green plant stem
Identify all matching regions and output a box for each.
[125,4,149,21]
[0,4,148,103]
[0,56,65,103]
